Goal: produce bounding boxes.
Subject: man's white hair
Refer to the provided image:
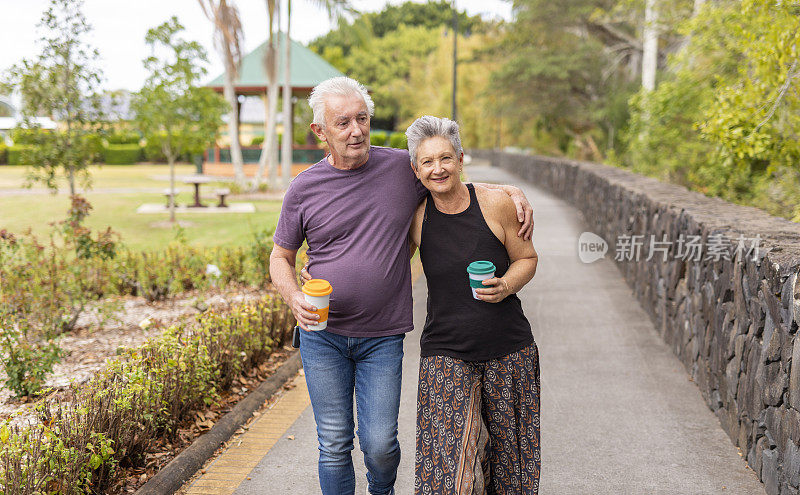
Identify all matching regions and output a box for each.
[405,115,463,169]
[308,77,375,127]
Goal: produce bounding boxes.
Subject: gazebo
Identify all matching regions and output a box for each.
[203,34,345,177]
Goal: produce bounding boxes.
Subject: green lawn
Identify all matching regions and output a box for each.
[0,164,282,250]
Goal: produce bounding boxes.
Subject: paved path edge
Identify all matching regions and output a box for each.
[135,351,303,495]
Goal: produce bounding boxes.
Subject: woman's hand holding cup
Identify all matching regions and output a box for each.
[474,277,511,303]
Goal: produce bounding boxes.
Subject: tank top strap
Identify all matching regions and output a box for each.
[466,182,477,203]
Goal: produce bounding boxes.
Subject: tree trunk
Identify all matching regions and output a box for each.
[224,61,246,187]
[67,167,76,196]
[253,0,279,190]
[168,154,176,224]
[281,2,293,188]
[641,0,658,92]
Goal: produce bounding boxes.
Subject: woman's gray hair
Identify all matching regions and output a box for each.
[308,77,375,127]
[405,116,463,168]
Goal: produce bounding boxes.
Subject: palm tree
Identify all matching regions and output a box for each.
[253,0,279,191]
[199,0,246,188]
[280,0,351,187]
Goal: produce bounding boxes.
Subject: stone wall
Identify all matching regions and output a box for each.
[472,149,800,495]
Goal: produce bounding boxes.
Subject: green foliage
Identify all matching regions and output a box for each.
[102,144,142,165]
[490,0,642,158]
[7,145,34,165]
[0,295,294,493]
[132,17,226,167]
[310,1,482,60]
[310,2,485,129]
[0,142,6,165]
[370,131,388,146]
[143,132,168,162]
[251,135,265,146]
[84,132,104,163]
[0,196,119,341]
[0,0,105,195]
[621,0,800,221]
[106,131,141,145]
[0,313,62,398]
[0,207,277,347]
[389,132,408,149]
[10,127,47,145]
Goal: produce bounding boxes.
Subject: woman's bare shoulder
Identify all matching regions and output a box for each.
[474,184,516,223]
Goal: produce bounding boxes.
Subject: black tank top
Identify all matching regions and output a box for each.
[419,183,533,361]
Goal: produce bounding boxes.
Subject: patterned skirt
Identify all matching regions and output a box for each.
[415,343,541,495]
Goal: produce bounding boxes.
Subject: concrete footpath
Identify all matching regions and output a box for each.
[182,165,765,494]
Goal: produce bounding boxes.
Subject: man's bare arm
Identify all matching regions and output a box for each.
[269,244,319,331]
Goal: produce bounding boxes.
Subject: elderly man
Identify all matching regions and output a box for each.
[269,77,532,495]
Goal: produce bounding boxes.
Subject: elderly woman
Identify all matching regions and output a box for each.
[406,116,541,495]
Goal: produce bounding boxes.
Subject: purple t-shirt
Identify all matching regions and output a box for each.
[273,146,428,337]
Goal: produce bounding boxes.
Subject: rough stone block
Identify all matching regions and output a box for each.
[790,335,800,410]
[785,409,800,446]
[764,448,781,495]
[786,440,800,488]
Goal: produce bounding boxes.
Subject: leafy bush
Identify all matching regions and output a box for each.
[370,131,388,146]
[8,145,35,165]
[84,132,105,163]
[0,142,7,165]
[251,135,264,146]
[102,144,142,165]
[0,312,62,398]
[0,295,294,493]
[10,128,46,145]
[106,131,140,145]
[389,132,408,149]
[143,132,168,162]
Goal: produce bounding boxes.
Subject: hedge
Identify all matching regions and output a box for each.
[8,145,35,165]
[389,132,408,150]
[0,143,7,165]
[106,132,141,145]
[370,131,388,146]
[103,144,142,165]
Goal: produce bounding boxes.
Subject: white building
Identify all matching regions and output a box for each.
[0,93,57,143]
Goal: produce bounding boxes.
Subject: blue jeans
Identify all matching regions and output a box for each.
[300,329,404,495]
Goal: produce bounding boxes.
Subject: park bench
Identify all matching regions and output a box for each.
[215,188,230,208]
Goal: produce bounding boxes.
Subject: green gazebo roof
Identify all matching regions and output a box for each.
[206,34,345,94]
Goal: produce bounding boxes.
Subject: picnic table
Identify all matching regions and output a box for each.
[182,176,211,208]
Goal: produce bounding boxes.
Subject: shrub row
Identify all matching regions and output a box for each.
[0,294,294,494]
[2,129,207,165]
[0,226,276,340]
[102,145,142,165]
[369,131,407,149]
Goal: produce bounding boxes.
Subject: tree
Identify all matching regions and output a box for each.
[309,1,480,129]
[343,24,441,128]
[280,0,350,187]
[309,1,481,63]
[0,0,103,196]
[132,17,227,223]
[199,0,247,188]
[621,0,800,221]
[395,28,504,149]
[641,0,658,92]
[253,0,280,191]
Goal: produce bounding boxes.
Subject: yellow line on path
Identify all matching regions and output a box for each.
[182,373,311,495]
